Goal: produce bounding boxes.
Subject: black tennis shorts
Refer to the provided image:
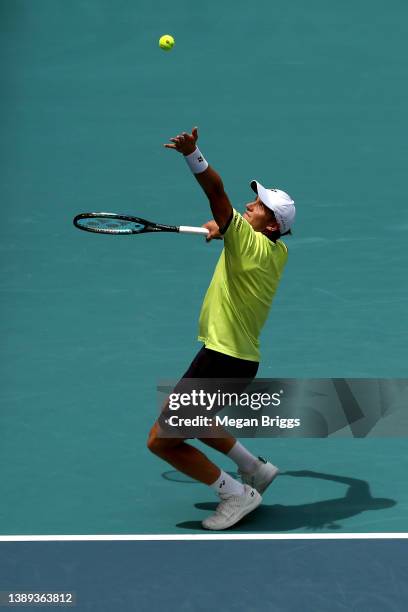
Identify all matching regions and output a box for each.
[181,346,259,379]
[158,347,259,437]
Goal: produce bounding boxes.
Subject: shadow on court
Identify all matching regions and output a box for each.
[175,470,396,532]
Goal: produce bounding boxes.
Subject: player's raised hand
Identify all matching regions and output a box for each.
[164,127,198,155]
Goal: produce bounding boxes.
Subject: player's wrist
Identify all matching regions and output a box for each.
[182,146,197,156]
[184,147,209,174]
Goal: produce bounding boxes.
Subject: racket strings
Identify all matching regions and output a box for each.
[76,217,146,234]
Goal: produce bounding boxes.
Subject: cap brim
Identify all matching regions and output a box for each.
[250,180,259,194]
[250,180,274,212]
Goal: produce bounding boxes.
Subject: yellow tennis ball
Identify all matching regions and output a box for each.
[159,34,175,51]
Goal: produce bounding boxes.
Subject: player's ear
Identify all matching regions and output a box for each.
[266,220,280,233]
[265,210,279,233]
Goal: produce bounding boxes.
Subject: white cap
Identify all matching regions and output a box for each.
[250,180,296,233]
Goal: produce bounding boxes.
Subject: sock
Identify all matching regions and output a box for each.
[210,470,245,498]
[227,441,260,475]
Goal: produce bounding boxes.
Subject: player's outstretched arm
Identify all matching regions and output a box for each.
[164,127,233,229]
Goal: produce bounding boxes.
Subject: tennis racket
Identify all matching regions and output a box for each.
[73,212,209,237]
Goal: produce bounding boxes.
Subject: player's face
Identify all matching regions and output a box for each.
[243,197,278,232]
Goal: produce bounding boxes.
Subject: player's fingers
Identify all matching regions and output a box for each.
[163,144,177,149]
[192,126,198,140]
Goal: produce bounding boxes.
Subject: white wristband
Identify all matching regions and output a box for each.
[184,147,209,174]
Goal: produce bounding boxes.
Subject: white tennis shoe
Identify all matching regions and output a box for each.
[202,485,262,531]
[239,457,279,494]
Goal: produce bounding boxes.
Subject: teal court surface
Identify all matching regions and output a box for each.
[1,0,408,536]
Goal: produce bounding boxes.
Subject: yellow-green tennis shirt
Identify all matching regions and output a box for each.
[198,209,288,362]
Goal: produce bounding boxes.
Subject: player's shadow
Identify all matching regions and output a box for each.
[175,470,396,532]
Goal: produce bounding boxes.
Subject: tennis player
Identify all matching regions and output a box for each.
[148,127,295,530]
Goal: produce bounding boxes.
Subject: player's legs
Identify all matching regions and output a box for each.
[147,347,269,528]
[199,433,236,455]
[148,421,261,529]
[190,349,264,474]
[147,422,220,485]
[148,346,262,481]
[180,346,260,462]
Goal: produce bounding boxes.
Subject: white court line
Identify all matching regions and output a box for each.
[0,533,407,542]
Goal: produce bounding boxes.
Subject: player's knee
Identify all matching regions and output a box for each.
[147,434,162,455]
[147,426,180,456]
[147,427,158,453]
[147,427,167,456]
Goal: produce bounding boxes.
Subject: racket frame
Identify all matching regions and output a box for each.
[73,212,209,236]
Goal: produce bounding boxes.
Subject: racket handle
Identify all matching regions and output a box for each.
[178,226,209,236]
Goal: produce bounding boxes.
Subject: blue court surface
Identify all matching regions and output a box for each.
[0,540,407,611]
[1,0,407,541]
